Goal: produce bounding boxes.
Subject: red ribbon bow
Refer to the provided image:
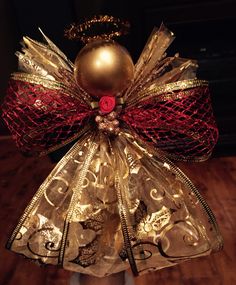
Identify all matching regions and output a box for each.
[2,77,218,161]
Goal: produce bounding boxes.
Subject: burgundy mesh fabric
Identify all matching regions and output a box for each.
[2,79,94,155]
[121,86,218,160]
[2,80,218,159]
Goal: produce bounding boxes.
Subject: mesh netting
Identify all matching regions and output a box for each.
[2,79,94,155]
[121,86,218,160]
[2,80,217,160]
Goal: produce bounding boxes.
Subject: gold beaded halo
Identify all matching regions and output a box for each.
[64,15,130,43]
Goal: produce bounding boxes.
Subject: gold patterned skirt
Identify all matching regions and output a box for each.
[6,132,223,277]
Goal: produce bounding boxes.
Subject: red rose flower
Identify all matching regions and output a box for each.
[99,96,116,114]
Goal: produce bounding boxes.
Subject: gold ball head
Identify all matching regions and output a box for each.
[74,40,134,97]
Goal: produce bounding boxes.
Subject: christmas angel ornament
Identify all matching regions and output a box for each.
[2,15,223,277]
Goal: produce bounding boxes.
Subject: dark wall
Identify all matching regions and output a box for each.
[1,0,236,156]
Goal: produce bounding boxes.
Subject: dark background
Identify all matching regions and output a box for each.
[1,0,236,156]
[0,2,235,285]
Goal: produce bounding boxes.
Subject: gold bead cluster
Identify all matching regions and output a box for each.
[95,111,120,134]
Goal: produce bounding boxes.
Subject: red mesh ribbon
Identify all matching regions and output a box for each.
[2,80,218,160]
[121,86,218,160]
[2,79,94,155]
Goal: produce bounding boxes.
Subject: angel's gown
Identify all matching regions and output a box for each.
[6,131,222,277]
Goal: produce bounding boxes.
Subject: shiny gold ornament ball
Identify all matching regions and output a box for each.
[74,40,134,97]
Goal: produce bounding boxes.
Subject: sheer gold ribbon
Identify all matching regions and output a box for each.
[7,131,223,276]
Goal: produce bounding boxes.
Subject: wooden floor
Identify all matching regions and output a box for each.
[0,138,235,285]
